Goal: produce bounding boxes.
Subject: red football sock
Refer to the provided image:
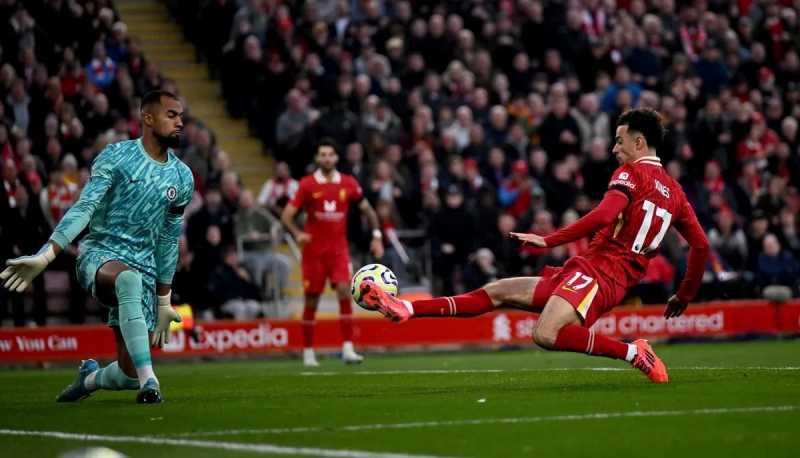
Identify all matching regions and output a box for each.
[302,305,316,348]
[552,324,629,360]
[339,298,353,341]
[411,288,494,317]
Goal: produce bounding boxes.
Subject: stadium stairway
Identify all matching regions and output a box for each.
[116,0,273,193]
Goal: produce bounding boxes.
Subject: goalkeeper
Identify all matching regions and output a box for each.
[1,90,193,404]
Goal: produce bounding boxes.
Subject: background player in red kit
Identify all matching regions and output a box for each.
[282,138,384,366]
[361,109,709,383]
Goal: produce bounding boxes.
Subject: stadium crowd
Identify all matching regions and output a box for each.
[2,0,800,326]
[171,0,800,302]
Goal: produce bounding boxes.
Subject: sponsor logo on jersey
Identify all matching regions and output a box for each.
[655,179,670,198]
[609,170,635,189]
[166,186,177,201]
[609,178,635,189]
[323,200,337,212]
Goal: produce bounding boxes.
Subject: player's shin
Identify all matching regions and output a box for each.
[115,271,157,387]
[302,304,316,348]
[339,298,353,341]
[90,361,139,391]
[552,324,635,361]
[411,288,494,317]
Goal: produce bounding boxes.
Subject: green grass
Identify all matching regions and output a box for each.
[1,340,799,458]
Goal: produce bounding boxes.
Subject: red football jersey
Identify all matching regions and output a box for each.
[289,169,363,252]
[584,156,703,289]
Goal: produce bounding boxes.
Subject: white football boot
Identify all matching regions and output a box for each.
[342,341,364,364]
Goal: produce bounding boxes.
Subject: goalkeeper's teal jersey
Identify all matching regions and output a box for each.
[51,138,194,283]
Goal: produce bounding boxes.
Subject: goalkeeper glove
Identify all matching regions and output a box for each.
[1,243,56,292]
[151,292,182,347]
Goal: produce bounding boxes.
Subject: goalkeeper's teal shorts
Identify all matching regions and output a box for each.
[76,249,157,331]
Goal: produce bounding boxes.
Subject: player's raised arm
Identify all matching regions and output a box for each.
[510,189,630,248]
[665,199,710,318]
[1,146,117,292]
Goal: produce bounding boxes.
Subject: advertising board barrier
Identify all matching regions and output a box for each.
[1,300,798,363]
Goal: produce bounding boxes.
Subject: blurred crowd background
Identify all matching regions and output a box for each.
[1,0,799,327]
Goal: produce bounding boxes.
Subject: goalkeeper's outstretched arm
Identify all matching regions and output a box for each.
[1,150,115,292]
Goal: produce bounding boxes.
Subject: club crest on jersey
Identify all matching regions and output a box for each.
[166,186,177,201]
[339,188,347,202]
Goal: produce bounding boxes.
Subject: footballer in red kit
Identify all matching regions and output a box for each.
[291,169,362,291]
[359,109,710,383]
[282,139,384,367]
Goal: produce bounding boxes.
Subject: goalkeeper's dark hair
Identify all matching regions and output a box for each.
[141,89,179,113]
[317,137,340,154]
[616,108,665,151]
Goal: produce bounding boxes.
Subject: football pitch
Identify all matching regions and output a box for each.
[1,339,798,458]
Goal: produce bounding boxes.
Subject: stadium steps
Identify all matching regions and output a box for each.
[116,0,273,193]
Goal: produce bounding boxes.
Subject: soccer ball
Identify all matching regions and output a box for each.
[351,263,399,310]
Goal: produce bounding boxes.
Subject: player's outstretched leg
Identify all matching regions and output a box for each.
[361,277,540,323]
[534,296,669,383]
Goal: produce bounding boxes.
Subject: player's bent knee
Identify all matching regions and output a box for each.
[532,324,558,349]
[114,270,141,295]
[483,280,503,301]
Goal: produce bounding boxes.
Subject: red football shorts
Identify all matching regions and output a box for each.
[532,256,627,327]
[301,248,352,295]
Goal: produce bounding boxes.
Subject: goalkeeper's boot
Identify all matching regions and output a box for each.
[136,378,163,404]
[360,280,412,323]
[56,359,99,402]
[631,339,669,383]
[342,342,364,365]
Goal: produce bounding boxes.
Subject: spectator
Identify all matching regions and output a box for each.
[571,92,610,155]
[539,94,581,160]
[234,190,290,301]
[275,89,315,163]
[601,66,642,113]
[208,245,262,319]
[6,78,31,134]
[756,234,798,300]
[430,185,474,294]
[463,248,501,292]
[85,40,116,89]
[256,161,298,216]
[708,209,749,272]
[498,159,533,220]
[187,188,234,252]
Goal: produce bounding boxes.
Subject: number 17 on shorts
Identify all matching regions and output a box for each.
[556,271,600,321]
